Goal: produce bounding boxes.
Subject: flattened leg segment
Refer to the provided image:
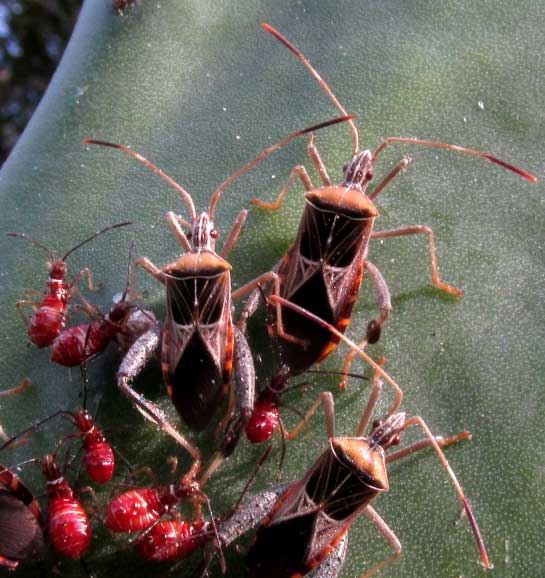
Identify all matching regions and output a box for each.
[217,485,288,547]
[116,326,201,461]
[314,533,349,578]
[233,327,256,422]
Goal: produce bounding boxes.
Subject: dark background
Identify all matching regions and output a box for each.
[0,0,81,165]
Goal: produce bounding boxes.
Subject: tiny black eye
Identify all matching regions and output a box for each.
[391,434,401,446]
[372,419,383,429]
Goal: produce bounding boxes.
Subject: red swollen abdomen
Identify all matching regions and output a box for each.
[83,441,115,483]
[136,520,208,562]
[48,497,91,559]
[105,488,161,532]
[29,307,64,348]
[245,403,279,443]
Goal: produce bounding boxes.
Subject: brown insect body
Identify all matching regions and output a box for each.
[85,116,355,468]
[271,158,378,374]
[246,415,396,578]
[161,217,235,431]
[251,23,536,395]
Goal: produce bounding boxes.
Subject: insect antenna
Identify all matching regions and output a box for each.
[261,23,359,155]
[6,232,56,261]
[83,139,198,222]
[232,444,273,513]
[372,137,537,183]
[208,114,357,219]
[61,221,133,261]
[0,409,75,452]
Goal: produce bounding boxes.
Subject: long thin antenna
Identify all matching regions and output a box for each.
[372,137,537,182]
[262,23,359,155]
[6,232,56,261]
[83,139,198,221]
[208,114,356,218]
[62,221,133,261]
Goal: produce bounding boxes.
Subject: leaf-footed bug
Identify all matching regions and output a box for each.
[241,23,537,392]
[211,362,489,578]
[83,115,355,477]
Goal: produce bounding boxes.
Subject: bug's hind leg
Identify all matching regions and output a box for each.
[338,261,392,389]
[116,326,201,471]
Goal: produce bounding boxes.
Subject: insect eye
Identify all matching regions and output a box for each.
[391,434,401,446]
[366,170,374,181]
[372,419,383,429]
[186,232,193,240]
[210,229,219,239]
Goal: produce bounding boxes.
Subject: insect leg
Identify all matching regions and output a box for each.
[282,391,335,441]
[338,261,392,388]
[117,327,201,465]
[236,260,280,332]
[307,134,331,185]
[386,430,471,463]
[221,209,248,259]
[251,164,313,210]
[313,533,348,578]
[371,225,463,296]
[73,266,100,292]
[368,157,411,200]
[15,300,36,326]
[355,357,386,437]
[165,211,192,252]
[360,506,402,578]
[201,328,256,484]
[135,257,167,286]
[234,270,306,346]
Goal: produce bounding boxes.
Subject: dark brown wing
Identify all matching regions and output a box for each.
[269,205,370,374]
[0,491,45,563]
[163,271,233,430]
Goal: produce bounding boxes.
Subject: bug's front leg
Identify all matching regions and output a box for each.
[116,325,201,467]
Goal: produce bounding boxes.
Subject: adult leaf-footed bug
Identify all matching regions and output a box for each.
[8,222,132,348]
[83,115,355,474]
[242,23,537,391]
[212,360,489,578]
